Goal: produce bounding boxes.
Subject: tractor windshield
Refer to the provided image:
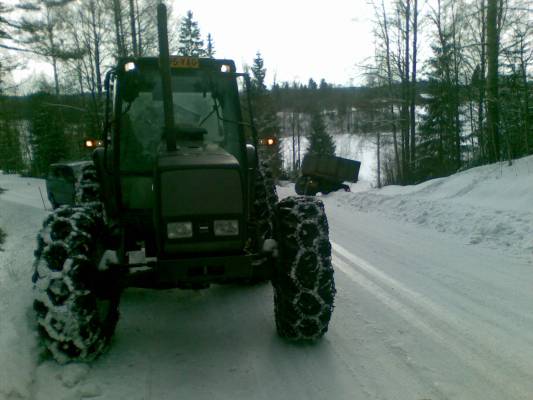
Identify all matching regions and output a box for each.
[119,66,243,173]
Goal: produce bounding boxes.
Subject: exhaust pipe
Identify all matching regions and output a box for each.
[157,3,176,152]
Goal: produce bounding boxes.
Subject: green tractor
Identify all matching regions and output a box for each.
[32,4,335,363]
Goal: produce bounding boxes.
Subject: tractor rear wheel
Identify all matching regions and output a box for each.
[32,206,120,363]
[252,161,278,247]
[273,196,335,340]
[294,176,317,196]
[248,161,278,282]
[75,163,101,206]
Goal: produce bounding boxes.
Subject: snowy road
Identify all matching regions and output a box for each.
[328,208,533,400]
[2,158,533,400]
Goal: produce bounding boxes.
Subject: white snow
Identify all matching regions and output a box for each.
[0,175,48,399]
[331,156,533,259]
[1,155,533,399]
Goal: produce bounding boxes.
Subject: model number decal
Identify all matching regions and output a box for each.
[170,57,199,68]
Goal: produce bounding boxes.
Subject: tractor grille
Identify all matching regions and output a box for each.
[160,169,243,217]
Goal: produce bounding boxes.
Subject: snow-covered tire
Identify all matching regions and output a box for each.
[49,195,59,210]
[75,163,100,206]
[247,161,278,282]
[273,196,335,340]
[32,206,120,363]
[251,161,278,249]
[294,176,317,196]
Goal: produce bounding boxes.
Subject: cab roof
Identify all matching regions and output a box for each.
[117,57,237,74]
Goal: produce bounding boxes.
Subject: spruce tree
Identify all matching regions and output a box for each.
[250,51,283,178]
[0,53,23,174]
[206,33,215,58]
[0,116,23,173]
[29,92,67,176]
[251,52,267,93]
[177,10,205,57]
[416,39,460,180]
[306,110,335,157]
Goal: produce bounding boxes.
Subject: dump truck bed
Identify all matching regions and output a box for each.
[301,154,361,183]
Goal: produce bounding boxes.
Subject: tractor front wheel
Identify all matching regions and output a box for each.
[273,196,335,340]
[32,206,120,363]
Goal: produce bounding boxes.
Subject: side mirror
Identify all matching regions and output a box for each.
[246,144,257,168]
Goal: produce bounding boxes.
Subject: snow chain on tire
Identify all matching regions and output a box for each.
[252,161,278,246]
[273,196,335,340]
[75,163,102,212]
[32,206,120,363]
[250,161,278,268]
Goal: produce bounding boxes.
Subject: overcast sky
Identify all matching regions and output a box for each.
[12,0,377,88]
[171,0,376,86]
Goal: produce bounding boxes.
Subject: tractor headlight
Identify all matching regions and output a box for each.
[214,220,239,236]
[124,62,136,72]
[167,222,193,239]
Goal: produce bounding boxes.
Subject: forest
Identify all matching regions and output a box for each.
[0,0,531,187]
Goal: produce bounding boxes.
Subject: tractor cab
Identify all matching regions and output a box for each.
[95,56,256,261]
[112,57,248,173]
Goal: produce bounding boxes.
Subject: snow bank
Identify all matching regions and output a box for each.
[0,174,49,399]
[329,156,533,260]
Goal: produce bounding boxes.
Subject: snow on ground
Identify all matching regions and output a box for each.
[0,175,50,399]
[1,156,533,399]
[331,155,533,260]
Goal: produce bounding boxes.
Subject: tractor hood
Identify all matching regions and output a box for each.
[157,143,240,171]
[154,145,245,256]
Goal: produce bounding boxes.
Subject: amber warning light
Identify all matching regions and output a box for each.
[260,137,277,146]
[85,139,103,148]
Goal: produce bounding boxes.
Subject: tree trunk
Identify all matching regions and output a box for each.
[377,131,382,188]
[381,0,401,183]
[90,0,102,96]
[45,9,60,96]
[477,0,486,161]
[297,113,301,169]
[486,0,500,162]
[135,0,142,55]
[51,56,60,96]
[112,0,126,57]
[409,0,418,167]
[451,4,461,169]
[291,112,296,172]
[128,0,138,56]
[403,0,411,182]
[519,39,530,154]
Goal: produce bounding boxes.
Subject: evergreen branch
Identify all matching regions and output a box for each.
[0,42,43,54]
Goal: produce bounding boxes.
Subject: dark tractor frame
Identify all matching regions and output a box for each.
[32,4,335,363]
[92,56,265,288]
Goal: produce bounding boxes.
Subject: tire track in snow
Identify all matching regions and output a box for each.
[331,241,533,400]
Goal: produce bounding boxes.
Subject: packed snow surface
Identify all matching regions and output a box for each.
[1,156,533,399]
[332,156,533,259]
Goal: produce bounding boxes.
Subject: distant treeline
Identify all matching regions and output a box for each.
[1,73,532,182]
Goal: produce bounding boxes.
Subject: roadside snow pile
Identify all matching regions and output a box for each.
[332,155,533,259]
[0,174,50,399]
